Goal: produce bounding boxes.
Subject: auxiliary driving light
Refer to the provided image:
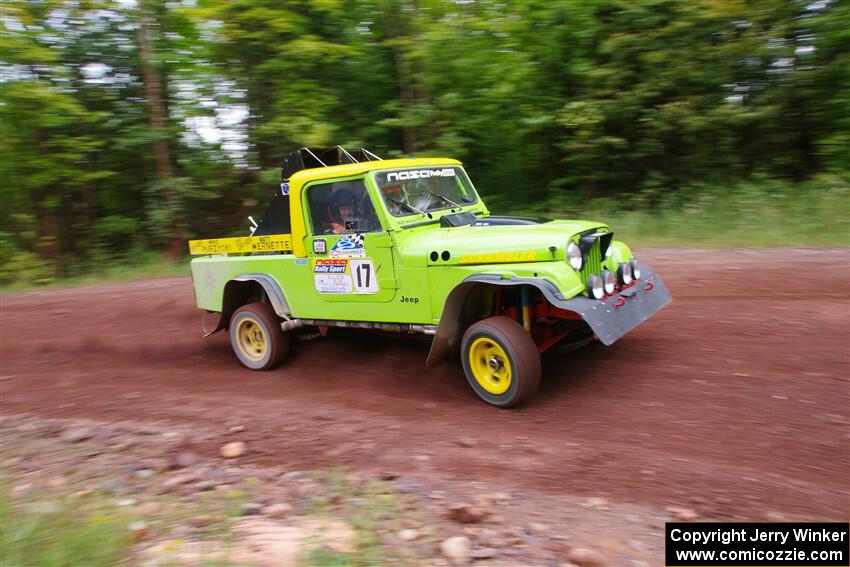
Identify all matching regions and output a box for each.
[588,275,605,300]
[618,262,633,285]
[630,258,641,280]
[603,269,617,295]
[567,242,583,270]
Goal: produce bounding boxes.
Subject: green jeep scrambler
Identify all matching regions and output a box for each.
[189,147,671,407]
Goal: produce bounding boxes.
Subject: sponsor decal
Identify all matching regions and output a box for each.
[313,259,352,293]
[188,234,292,255]
[312,257,379,294]
[329,233,366,257]
[313,259,348,274]
[202,268,217,291]
[457,251,540,264]
[313,239,327,254]
[385,168,456,182]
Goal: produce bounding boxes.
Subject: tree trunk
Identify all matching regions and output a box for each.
[386,2,418,154]
[138,0,182,258]
[138,2,172,181]
[393,46,418,154]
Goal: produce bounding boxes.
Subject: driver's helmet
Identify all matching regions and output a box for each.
[328,189,357,224]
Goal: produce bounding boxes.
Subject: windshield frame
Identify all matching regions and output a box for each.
[371,166,479,218]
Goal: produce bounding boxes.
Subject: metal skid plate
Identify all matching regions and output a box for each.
[554,266,671,346]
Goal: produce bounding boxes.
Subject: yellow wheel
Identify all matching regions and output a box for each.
[229,302,290,370]
[467,337,512,395]
[461,316,541,408]
[236,318,267,362]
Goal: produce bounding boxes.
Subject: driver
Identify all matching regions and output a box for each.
[381,182,407,215]
[326,189,357,234]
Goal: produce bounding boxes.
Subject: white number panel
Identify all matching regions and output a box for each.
[349,259,380,294]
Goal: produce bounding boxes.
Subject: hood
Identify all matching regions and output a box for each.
[397,219,610,266]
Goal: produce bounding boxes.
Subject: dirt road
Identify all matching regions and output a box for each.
[2,248,848,522]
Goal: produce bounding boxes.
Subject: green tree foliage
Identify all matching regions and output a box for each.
[1,0,847,284]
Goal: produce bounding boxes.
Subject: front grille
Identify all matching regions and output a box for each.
[577,231,613,290]
[584,239,602,280]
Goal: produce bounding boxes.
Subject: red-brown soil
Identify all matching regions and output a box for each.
[2,248,848,521]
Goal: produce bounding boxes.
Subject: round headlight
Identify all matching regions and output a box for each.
[630,258,641,280]
[618,262,633,285]
[603,269,616,294]
[588,275,604,300]
[567,242,583,270]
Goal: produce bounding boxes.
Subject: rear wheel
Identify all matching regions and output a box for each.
[461,316,541,407]
[229,302,290,370]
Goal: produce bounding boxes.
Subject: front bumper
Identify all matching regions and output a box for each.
[552,265,671,345]
[464,265,671,347]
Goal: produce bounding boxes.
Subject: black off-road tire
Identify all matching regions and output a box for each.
[461,316,541,408]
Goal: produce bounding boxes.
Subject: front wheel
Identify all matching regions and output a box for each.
[461,316,541,407]
[229,302,290,370]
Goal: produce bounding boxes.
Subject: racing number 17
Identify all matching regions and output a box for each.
[350,259,379,293]
[355,262,370,288]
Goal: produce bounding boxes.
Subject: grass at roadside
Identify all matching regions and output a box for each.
[2,416,438,567]
[1,253,189,293]
[0,471,426,567]
[509,174,850,247]
[298,469,424,567]
[0,486,134,567]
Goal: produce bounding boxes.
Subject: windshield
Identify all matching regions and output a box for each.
[374,166,478,217]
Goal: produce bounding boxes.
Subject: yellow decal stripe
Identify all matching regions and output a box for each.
[188,234,293,255]
[458,251,540,265]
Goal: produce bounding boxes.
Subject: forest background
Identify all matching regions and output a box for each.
[1,0,848,286]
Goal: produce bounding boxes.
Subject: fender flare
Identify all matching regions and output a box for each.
[426,267,671,359]
[206,273,292,337]
[425,275,567,367]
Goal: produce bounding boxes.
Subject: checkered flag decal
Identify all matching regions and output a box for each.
[346,233,365,246]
